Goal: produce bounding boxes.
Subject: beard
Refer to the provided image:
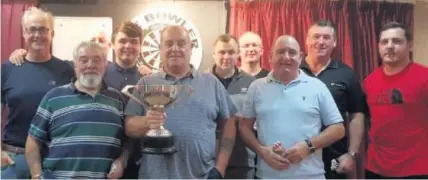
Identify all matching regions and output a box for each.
[78,73,103,89]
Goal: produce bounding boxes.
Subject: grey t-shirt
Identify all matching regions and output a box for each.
[124,69,237,179]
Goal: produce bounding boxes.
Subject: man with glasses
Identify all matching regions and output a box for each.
[1,7,74,178]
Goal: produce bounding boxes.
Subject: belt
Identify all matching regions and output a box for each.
[2,143,25,154]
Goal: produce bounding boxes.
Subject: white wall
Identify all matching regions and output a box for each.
[40,0,227,71]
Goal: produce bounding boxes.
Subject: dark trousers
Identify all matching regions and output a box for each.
[366,170,428,179]
[121,139,141,179]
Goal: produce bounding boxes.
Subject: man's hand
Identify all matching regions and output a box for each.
[9,49,27,66]
[138,65,153,76]
[145,110,166,129]
[107,158,125,179]
[335,153,355,174]
[260,144,290,170]
[1,151,14,167]
[284,141,310,164]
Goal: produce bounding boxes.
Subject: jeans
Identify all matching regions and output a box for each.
[1,152,30,179]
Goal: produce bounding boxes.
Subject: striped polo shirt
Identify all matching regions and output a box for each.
[28,82,126,179]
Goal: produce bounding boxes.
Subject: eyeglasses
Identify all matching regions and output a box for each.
[25,27,50,35]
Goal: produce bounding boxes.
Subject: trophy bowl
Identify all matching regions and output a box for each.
[121,84,192,155]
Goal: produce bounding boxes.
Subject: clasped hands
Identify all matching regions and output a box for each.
[260,141,310,171]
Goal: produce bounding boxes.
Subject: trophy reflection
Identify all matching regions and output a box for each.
[121,84,192,154]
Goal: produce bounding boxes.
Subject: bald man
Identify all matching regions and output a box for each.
[124,25,237,179]
[239,35,345,179]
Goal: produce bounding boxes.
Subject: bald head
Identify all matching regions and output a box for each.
[239,32,262,47]
[272,35,301,53]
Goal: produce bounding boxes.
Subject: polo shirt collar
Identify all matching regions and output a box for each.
[267,69,309,85]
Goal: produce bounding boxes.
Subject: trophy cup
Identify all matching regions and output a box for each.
[121,84,192,154]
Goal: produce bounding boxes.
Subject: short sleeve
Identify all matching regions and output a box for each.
[318,83,344,126]
[28,93,52,144]
[346,72,367,114]
[241,82,258,119]
[124,78,147,116]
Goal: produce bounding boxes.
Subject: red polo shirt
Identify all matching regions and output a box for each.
[364,62,428,177]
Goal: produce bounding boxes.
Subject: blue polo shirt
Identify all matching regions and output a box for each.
[242,71,343,179]
[1,57,74,147]
[104,63,141,92]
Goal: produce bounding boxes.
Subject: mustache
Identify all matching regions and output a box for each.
[167,51,184,58]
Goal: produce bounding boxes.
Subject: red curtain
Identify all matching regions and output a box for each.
[229,0,413,80]
[229,0,413,178]
[1,0,38,63]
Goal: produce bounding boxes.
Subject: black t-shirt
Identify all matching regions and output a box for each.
[254,68,270,79]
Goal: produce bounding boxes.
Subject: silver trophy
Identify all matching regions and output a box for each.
[121,84,192,154]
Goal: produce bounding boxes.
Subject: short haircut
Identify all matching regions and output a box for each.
[309,19,336,37]
[21,7,54,29]
[213,34,239,47]
[73,41,107,61]
[111,21,143,43]
[379,21,412,41]
[160,25,190,43]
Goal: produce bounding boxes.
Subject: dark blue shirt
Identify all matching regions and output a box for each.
[104,63,141,92]
[1,57,74,147]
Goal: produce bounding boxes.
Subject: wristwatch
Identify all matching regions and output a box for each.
[305,139,316,153]
[347,151,358,159]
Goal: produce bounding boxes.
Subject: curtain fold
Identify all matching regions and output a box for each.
[1,0,38,63]
[229,0,413,80]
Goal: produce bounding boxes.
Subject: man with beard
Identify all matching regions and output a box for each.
[364,22,428,179]
[239,35,345,179]
[25,41,130,179]
[238,32,270,79]
[207,34,256,179]
[124,25,237,179]
[7,21,146,178]
[300,20,367,179]
[1,7,74,179]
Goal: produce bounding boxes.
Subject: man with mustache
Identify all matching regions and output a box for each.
[207,34,256,179]
[300,20,367,179]
[364,22,428,179]
[7,21,147,178]
[239,32,270,79]
[124,25,237,179]
[239,35,345,179]
[25,41,129,179]
[1,7,74,179]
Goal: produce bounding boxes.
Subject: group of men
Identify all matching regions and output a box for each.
[1,6,427,179]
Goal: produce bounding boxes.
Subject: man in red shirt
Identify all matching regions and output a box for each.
[364,21,428,179]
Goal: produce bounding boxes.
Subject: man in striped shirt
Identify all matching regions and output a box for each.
[25,41,130,179]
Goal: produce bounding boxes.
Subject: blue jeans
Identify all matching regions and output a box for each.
[1,152,30,179]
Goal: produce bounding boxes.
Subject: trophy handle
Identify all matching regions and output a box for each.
[121,85,146,106]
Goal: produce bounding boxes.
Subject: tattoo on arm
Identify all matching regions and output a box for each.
[219,137,235,153]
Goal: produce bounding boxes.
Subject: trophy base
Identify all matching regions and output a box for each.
[141,146,177,154]
[142,131,177,155]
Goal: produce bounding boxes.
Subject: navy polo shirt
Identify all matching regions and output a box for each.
[104,63,141,92]
[1,57,74,147]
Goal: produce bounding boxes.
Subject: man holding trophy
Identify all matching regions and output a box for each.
[123,25,238,179]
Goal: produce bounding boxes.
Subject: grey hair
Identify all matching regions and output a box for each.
[21,7,54,29]
[73,41,107,61]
